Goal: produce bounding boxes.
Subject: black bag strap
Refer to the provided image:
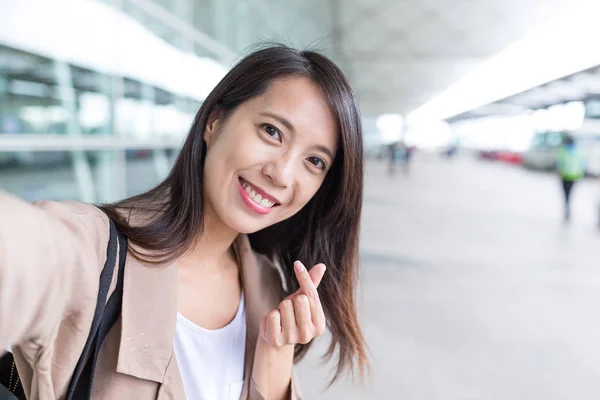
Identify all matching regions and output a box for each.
[0,352,22,400]
[66,214,127,400]
[0,383,18,400]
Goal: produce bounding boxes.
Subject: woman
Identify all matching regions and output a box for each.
[0,45,367,399]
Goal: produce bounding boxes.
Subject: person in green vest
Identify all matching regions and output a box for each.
[556,134,585,221]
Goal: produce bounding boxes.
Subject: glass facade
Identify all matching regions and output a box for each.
[111,0,337,57]
[0,43,196,202]
[0,0,336,203]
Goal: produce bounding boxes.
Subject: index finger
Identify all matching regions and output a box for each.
[294,261,319,299]
[294,262,327,328]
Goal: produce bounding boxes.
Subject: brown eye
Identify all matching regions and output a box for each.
[308,156,327,170]
[263,124,281,141]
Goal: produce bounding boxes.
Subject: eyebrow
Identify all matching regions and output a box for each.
[260,112,295,133]
[314,145,335,161]
[260,111,336,160]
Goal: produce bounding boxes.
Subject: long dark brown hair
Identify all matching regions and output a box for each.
[101,45,368,383]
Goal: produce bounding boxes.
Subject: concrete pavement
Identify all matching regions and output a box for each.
[298,154,600,399]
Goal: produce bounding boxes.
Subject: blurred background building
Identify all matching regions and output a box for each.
[2,0,600,398]
[2,0,600,204]
[0,0,335,203]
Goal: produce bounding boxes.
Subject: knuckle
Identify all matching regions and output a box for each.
[270,330,282,345]
[299,336,311,345]
[283,331,295,345]
[268,310,279,322]
[295,294,309,306]
[317,324,326,336]
[280,299,292,309]
[274,335,284,348]
[300,328,313,344]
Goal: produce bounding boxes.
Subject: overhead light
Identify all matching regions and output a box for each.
[376,114,404,143]
[407,0,600,125]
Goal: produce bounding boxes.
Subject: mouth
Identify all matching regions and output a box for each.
[238,177,281,214]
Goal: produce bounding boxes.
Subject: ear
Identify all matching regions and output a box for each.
[203,110,221,145]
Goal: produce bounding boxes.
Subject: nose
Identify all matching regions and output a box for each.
[262,154,294,189]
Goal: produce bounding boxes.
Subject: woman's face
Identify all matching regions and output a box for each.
[203,76,338,234]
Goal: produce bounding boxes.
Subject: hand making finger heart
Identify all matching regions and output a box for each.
[260,261,327,347]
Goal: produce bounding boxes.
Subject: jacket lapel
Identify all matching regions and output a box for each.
[116,243,178,383]
[233,235,260,398]
[235,235,286,398]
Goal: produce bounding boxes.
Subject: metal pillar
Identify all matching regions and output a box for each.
[94,74,127,204]
[235,0,250,51]
[53,61,96,203]
[141,84,170,182]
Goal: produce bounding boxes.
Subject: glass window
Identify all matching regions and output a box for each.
[530,133,547,148]
[546,131,564,147]
[585,99,600,119]
[0,148,175,202]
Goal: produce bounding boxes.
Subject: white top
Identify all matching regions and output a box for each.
[174,294,247,400]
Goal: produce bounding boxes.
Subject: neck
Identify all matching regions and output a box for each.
[179,205,239,272]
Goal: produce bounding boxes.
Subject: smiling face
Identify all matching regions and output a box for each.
[202,76,339,234]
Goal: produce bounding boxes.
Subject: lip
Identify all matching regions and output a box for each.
[238,178,280,215]
[239,178,281,204]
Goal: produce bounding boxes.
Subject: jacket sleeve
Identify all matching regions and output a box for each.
[0,190,109,351]
[249,368,303,400]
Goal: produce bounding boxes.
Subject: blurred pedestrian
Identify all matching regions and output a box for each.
[556,134,585,221]
[402,143,414,175]
[388,141,400,176]
[445,139,459,159]
[0,46,368,399]
[597,176,600,229]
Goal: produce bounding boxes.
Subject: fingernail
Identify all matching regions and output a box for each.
[294,261,305,272]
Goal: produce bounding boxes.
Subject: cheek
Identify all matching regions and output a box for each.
[279,177,323,218]
[220,129,264,167]
[203,149,224,185]
[205,134,244,176]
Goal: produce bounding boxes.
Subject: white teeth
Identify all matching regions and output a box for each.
[241,179,276,208]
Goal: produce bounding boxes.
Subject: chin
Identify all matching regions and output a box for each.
[232,223,268,235]
[224,214,271,235]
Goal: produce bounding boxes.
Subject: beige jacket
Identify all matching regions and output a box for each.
[0,191,301,399]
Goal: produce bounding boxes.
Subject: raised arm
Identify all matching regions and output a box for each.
[0,191,109,351]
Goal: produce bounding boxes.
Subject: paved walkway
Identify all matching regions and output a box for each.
[298,154,600,399]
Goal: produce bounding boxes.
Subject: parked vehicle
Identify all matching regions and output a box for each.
[522,131,564,171]
[523,131,600,175]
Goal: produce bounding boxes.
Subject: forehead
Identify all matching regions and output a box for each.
[243,76,338,149]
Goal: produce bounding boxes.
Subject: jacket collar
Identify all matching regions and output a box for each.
[234,235,270,350]
[116,242,177,382]
[115,235,279,389]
